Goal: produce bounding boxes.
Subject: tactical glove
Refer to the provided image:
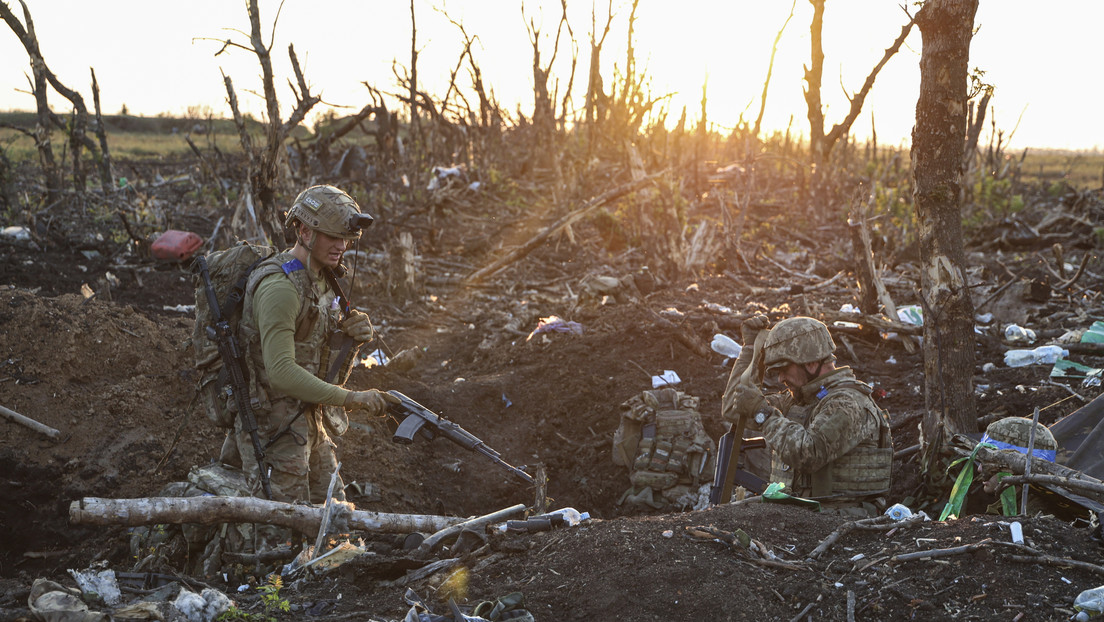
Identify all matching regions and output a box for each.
[741,313,770,346]
[726,383,773,429]
[341,310,375,343]
[344,389,400,417]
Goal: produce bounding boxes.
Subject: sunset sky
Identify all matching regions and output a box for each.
[1,1,1100,151]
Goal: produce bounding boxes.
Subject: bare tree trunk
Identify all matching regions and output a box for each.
[803,0,827,165]
[90,68,114,196]
[912,0,979,465]
[69,496,464,536]
[754,0,796,138]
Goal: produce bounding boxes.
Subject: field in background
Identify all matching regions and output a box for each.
[3,111,1102,189]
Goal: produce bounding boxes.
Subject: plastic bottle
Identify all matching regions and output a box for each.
[543,507,590,526]
[1074,585,1104,618]
[710,334,742,358]
[1004,345,1069,367]
[884,503,913,521]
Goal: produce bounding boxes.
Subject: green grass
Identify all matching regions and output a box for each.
[1018,149,1103,190]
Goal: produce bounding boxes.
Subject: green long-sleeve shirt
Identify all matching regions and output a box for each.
[251,272,351,406]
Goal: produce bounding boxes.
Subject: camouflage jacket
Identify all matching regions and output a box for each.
[759,367,893,499]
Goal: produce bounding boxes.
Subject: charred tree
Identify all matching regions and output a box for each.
[215,0,321,242]
[803,1,915,167]
[911,0,979,464]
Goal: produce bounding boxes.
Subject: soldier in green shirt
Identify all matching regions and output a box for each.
[224,184,399,507]
[722,316,893,514]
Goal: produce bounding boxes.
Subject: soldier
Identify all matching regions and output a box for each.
[722,316,893,514]
[225,184,399,506]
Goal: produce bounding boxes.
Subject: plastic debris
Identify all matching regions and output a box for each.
[897,305,923,326]
[1074,585,1104,618]
[1004,324,1037,344]
[1081,321,1104,344]
[1010,521,1024,544]
[710,334,742,358]
[885,503,913,521]
[1004,345,1068,367]
[651,370,681,388]
[68,567,122,606]
[1,225,30,241]
[1051,359,1104,387]
[526,315,584,341]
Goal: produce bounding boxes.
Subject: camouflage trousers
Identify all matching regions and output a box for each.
[222,400,345,505]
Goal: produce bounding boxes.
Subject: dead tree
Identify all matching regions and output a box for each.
[1,0,114,201]
[803,0,916,167]
[524,0,572,176]
[752,0,797,138]
[911,0,980,466]
[212,0,321,242]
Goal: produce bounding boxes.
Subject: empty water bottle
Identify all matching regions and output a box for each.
[710,334,742,358]
[1004,345,1069,367]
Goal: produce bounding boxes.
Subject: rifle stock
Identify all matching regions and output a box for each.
[195,255,273,500]
[387,390,535,486]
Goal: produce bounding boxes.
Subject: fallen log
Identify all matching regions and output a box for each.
[70,496,464,536]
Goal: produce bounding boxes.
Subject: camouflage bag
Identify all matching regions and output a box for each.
[614,388,716,510]
[191,242,276,427]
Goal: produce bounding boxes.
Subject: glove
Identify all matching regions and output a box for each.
[741,314,770,346]
[725,383,769,428]
[344,389,400,417]
[340,310,375,343]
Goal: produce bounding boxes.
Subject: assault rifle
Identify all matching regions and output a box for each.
[710,329,768,505]
[195,255,273,499]
[388,391,535,486]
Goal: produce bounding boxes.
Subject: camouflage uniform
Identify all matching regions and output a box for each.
[229,250,345,505]
[723,316,892,509]
[755,367,892,502]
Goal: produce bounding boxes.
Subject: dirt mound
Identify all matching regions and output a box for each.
[2,195,1104,620]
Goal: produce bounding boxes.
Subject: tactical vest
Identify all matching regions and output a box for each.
[770,376,892,500]
[237,252,343,435]
[614,388,716,509]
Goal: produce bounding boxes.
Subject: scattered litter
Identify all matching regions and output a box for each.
[839,303,860,313]
[710,334,742,358]
[651,370,681,388]
[662,530,674,538]
[885,503,912,521]
[981,362,997,373]
[1051,359,1104,387]
[659,307,685,320]
[163,304,195,314]
[1004,345,1068,368]
[885,356,897,365]
[975,312,993,324]
[897,305,923,326]
[362,348,388,367]
[1003,324,1037,344]
[1,225,30,240]
[1010,521,1024,544]
[526,315,583,341]
[1074,585,1104,619]
[502,393,512,408]
[68,567,122,606]
[1081,321,1104,343]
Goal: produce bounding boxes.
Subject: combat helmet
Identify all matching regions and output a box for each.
[981,417,1057,460]
[762,317,835,372]
[284,185,373,240]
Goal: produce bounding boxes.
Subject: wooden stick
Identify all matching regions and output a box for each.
[0,404,62,440]
[69,496,464,535]
[415,503,526,554]
[465,171,666,283]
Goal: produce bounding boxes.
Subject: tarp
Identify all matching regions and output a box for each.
[1050,391,1104,479]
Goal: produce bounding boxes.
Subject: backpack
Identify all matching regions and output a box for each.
[191,242,276,427]
[613,388,717,510]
